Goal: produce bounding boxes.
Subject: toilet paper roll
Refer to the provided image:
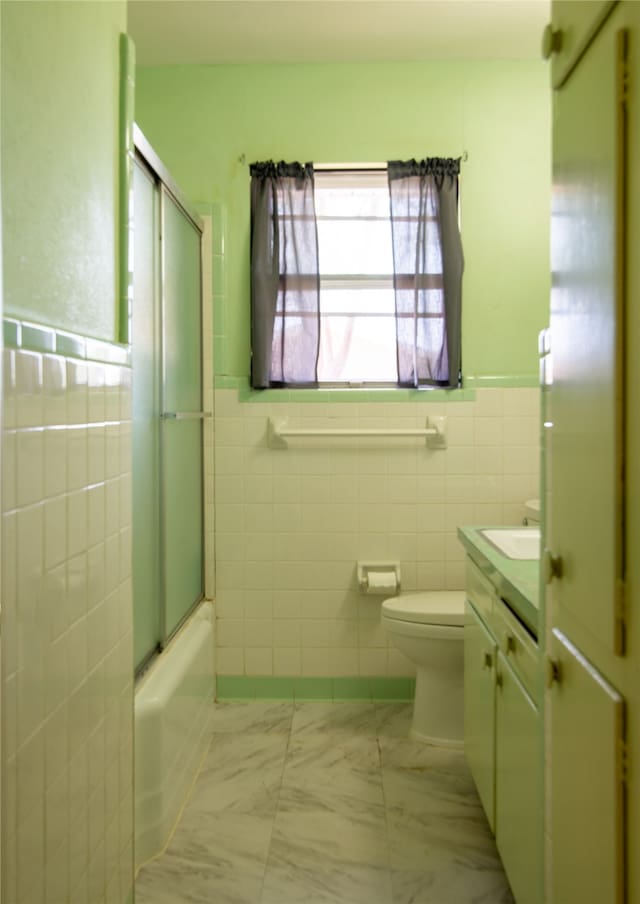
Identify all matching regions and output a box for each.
[366,571,398,595]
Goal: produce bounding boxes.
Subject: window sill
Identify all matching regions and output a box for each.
[226,378,476,404]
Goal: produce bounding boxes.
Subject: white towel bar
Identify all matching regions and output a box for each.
[267,416,447,449]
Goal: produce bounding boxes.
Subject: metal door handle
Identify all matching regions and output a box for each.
[546,657,562,689]
[542,548,563,584]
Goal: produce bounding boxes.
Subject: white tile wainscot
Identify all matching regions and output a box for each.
[213,387,540,682]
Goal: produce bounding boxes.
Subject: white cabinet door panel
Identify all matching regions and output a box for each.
[464,600,496,831]
[548,629,625,903]
[549,14,625,654]
[496,654,542,904]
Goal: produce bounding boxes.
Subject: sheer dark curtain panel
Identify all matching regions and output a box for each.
[250,161,320,388]
[387,158,464,388]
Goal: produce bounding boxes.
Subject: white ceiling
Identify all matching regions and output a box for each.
[128,0,551,66]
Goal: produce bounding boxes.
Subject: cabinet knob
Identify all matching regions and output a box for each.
[546,657,562,689]
[542,548,564,584]
[503,633,516,655]
[495,670,504,689]
[542,23,563,59]
[482,650,493,670]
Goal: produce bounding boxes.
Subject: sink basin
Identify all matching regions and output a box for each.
[480,528,541,560]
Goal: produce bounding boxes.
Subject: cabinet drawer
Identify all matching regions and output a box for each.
[465,559,496,628]
[494,599,539,705]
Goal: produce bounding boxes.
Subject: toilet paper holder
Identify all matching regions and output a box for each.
[357,561,401,595]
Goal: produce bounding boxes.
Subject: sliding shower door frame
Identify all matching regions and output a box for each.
[133,126,206,674]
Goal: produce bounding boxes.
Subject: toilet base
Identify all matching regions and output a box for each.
[409,726,464,749]
[410,657,464,747]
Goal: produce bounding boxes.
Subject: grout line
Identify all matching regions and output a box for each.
[255,702,294,904]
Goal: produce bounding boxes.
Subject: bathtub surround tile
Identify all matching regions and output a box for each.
[2,344,134,903]
[136,702,513,903]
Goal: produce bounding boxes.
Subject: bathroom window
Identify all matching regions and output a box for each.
[314,169,398,384]
[250,160,463,390]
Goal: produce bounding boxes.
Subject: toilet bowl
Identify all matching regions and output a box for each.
[381,590,466,747]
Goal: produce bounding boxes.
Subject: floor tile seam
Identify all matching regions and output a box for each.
[209,729,292,737]
[258,719,294,902]
[375,729,395,881]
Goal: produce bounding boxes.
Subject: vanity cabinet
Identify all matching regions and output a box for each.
[464,599,496,830]
[464,559,542,904]
[547,1,637,899]
[495,651,541,904]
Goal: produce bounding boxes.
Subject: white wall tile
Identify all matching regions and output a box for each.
[44,428,67,499]
[274,648,301,676]
[2,350,133,903]
[216,647,245,674]
[244,618,273,647]
[474,388,504,417]
[16,428,44,507]
[15,350,44,429]
[387,648,416,677]
[359,648,387,676]
[301,647,329,676]
[244,647,273,675]
[328,648,359,676]
[213,386,541,678]
[273,619,300,647]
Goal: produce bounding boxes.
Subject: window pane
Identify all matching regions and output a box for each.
[314,170,397,384]
[317,217,393,275]
[319,284,395,315]
[317,287,397,383]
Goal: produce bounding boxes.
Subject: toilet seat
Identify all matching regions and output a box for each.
[381,590,466,627]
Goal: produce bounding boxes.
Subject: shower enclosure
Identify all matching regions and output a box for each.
[131,128,205,673]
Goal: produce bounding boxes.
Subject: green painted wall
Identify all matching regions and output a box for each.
[136,60,551,381]
[2,0,126,341]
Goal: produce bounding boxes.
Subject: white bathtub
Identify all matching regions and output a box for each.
[134,600,215,869]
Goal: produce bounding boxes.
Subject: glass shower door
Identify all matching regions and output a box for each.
[160,187,204,639]
[132,154,204,672]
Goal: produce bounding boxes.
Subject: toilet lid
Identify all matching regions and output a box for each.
[382,591,466,627]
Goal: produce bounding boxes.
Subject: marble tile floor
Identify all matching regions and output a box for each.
[135,702,515,904]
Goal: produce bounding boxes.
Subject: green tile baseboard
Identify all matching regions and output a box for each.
[215,675,416,702]
[4,317,131,366]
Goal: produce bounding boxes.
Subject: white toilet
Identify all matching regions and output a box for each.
[381,590,466,747]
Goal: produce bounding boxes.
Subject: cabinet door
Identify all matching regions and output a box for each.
[550,1,617,88]
[548,5,627,654]
[464,601,496,831]
[495,653,542,904]
[548,629,625,903]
